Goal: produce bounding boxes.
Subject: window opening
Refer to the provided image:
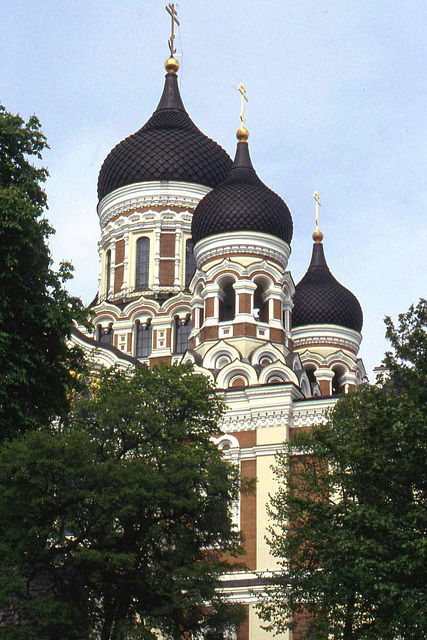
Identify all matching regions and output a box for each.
[254,283,268,322]
[220,281,235,321]
[185,239,196,287]
[136,237,150,289]
[106,249,111,296]
[175,315,192,354]
[332,367,345,395]
[98,323,113,345]
[136,320,152,358]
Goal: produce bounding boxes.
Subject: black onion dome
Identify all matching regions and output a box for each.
[98,73,232,200]
[191,140,293,244]
[293,242,363,332]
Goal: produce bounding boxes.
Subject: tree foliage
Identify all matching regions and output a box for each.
[0,364,245,640]
[260,300,427,640]
[0,104,86,440]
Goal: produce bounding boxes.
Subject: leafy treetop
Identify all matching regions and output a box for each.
[0,364,246,640]
[0,104,87,440]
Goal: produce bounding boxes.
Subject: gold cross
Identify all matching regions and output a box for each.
[313,191,321,230]
[166,3,180,56]
[238,83,248,127]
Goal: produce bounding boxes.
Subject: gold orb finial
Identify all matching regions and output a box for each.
[236,125,249,142]
[165,56,180,73]
[312,229,324,243]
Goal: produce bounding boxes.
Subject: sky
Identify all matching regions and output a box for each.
[2,0,427,380]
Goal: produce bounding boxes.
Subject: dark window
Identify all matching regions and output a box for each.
[305,366,317,385]
[136,237,150,289]
[332,367,345,395]
[136,321,152,358]
[106,249,111,296]
[254,283,268,322]
[98,324,113,345]
[220,282,235,321]
[175,315,192,354]
[185,239,196,287]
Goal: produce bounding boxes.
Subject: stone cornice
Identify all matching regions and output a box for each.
[194,232,291,269]
[292,324,362,353]
[98,181,211,229]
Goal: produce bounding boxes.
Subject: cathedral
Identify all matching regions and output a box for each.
[72,23,365,640]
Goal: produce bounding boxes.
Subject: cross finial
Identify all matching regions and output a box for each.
[238,83,248,128]
[312,191,324,243]
[313,191,321,229]
[166,3,180,57]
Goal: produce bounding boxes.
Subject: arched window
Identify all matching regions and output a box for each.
[174,315,192,354]
[253,282,268,322]
[267,375,285,384]
[229,376,248,388]
[97,323,113,345]
[215,354,232,369]
[105,249,111,296]
[136,237,150,289]
[304,365,317,386]
[219,281,235,322]
[135,320,152,358]
[185,239,196,288]
[332,366,346,395]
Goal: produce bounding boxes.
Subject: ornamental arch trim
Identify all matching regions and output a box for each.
[216,360,258,389]
[258,361,299,386]
[203,341,242,370]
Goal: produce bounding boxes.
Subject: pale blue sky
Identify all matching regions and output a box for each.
[2,1,427,379]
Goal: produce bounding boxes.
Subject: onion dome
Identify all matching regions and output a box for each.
[97,63,232,201]
[191,131,293,245]
[293,238,363,332]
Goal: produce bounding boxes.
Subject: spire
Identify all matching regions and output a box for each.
[155,72,186,112]
[154,4,185,111]
[231,135,255,172]
[231,82,255,173]
[307,240,329,269]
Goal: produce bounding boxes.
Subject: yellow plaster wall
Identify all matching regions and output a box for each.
[249,605,290,640]
[256,426,287,572]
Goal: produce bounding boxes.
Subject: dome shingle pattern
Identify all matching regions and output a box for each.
[98,74,232,201]
[192,141,293,244]
[292,242,363,332]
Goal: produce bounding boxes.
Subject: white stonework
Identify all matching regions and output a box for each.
[97,181,211,228]
[194,231,291,269]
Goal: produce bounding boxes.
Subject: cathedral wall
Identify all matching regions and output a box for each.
[249,607,290,640]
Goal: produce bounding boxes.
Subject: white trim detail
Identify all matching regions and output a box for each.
[292,324,362,353]
[98,181,211,228]
[194,231,291,268]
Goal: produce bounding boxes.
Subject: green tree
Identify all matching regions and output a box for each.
[0,104,86,440]
[260,300,427,640]
[0,364,245,640]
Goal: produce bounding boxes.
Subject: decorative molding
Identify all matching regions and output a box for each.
[292,324,362,353]
[98,181,211,228]
[194,232,291,269]
[291,397,337,428]
[220,409,292,432]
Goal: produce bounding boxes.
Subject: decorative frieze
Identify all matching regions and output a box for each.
[98,181,211,228]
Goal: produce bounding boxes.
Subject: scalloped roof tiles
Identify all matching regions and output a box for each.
[192,141,293,244]
[292,242,363,332]
[97,74,232,201]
